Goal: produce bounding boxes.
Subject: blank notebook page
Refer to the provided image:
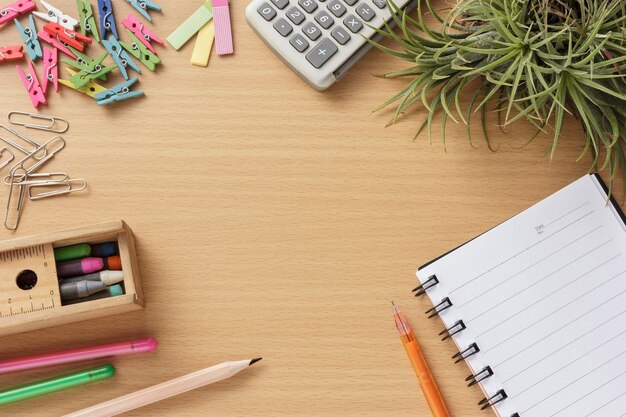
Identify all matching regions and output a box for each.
[417,175,626,417]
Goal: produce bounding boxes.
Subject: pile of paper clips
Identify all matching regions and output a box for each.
[1,111,86,231]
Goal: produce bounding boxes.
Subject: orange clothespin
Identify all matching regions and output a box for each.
[16,61,47,108]
[0,45,24,63]
[43,23,92,52]
[42,47,58,93]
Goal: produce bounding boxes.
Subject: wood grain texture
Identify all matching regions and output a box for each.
[0,1,620,416]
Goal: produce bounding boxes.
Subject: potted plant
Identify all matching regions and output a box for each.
[372,0,626,196]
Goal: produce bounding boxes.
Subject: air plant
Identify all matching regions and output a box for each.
[372,0,626,196]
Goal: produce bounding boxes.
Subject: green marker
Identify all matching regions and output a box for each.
[0,364,115,406]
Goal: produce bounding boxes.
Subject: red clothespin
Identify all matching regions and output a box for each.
[42,47,58,93]
[121,14,163,54]
[16,61,47,108]
[0,0,36,25]
[43,23,92,52]
[0,45,24,63]
[37,30,77,59]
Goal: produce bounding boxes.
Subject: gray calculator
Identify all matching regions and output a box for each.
[245,0,416,90]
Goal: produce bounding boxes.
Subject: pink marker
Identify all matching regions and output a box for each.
[0,338,157,375]
[212,0,233,55]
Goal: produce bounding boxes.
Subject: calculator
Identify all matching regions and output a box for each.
[245,0,417,90]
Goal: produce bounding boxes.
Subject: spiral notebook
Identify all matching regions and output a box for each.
[415,174,626,417]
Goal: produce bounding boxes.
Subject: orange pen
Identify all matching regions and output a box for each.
[392,301,451,417]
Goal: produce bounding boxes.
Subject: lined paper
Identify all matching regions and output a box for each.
[418,175,626,417]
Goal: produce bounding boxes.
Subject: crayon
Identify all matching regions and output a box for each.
[57,256,121,278]
[63,284,124,305]
[90,242,118,257]
[60,270,124,286]
[60,280,107,301]
[54,244,91,262]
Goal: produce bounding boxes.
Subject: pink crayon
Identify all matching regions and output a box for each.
[0,338,157,375]
[57,256,121,278]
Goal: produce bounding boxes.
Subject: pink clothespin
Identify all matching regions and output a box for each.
[16,61,47,108]
[42,47,58,93]
[212,0,233,55]
[0,45,24,63]
[43,23,92,52]
[121,14,163,54]
[0,0,36,25]
[37,30,77,59]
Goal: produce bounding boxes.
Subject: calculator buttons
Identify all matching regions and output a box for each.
[290,33,310,52]
[298,0,318,13]
[331,26,350,44]
[257,3,277,20]
[356,3,375,21]
[286,6,305,24]
[343,0,358,5]
[273,18,293,36]
[372,0,386,8]
[306,37,338,68]
[303,22,322,40]
[327,0,347,17]
[270,0,289,9]
[315,10,334,29]
[343,15,362,32]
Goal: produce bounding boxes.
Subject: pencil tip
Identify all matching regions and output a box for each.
[391,301,399,314]
[249,357,262,366]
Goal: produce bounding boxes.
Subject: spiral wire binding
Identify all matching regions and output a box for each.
[465,366,493,387]
[416,273,518,414]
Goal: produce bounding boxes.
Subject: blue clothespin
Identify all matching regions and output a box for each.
[94,78,144,106]
[101,35,141,80]
[97,0,118,40]
[14,15,42,61]
[125,0,161,22]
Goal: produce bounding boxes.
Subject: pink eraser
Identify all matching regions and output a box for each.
[212,0,233,55]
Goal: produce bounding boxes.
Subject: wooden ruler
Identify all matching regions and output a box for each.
[0,243,61,318]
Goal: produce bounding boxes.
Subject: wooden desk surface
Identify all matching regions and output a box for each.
[0,1,616,416]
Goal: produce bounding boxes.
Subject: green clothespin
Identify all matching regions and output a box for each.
[120,31,160,71]
[68,52,116,89]
[62,48,108,81]
[76,0,101,42]
[59,67,107,99]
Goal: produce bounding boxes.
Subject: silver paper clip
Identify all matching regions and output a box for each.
[7,111,70,133]
[0,124,47,159]
[3,172,69,186]
[28,178,87,200]
[9,136,66,176]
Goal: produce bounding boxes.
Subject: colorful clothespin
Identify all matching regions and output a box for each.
[42,47,58,93]
[67,51,115,89]
[59,67,106,98]
[0,0,36,25]
[121,14,164,54]
[16,61,46,108]
[0,45,24,63]
[76,0,100,42]
[14,15,42,61]
[43,22,92,52]
[62,47,109,81]
[121,31,160,71]
[101,35,140,80]
[37,30,77,59]
[125,0,160,22]
[94,78,144,106]
[212,0,233,55]
[33,0,78,30]
[97,0,118,40]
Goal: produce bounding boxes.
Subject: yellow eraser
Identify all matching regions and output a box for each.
[191,21,215,67]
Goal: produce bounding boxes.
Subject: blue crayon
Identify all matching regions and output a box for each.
[90,242,118,258]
